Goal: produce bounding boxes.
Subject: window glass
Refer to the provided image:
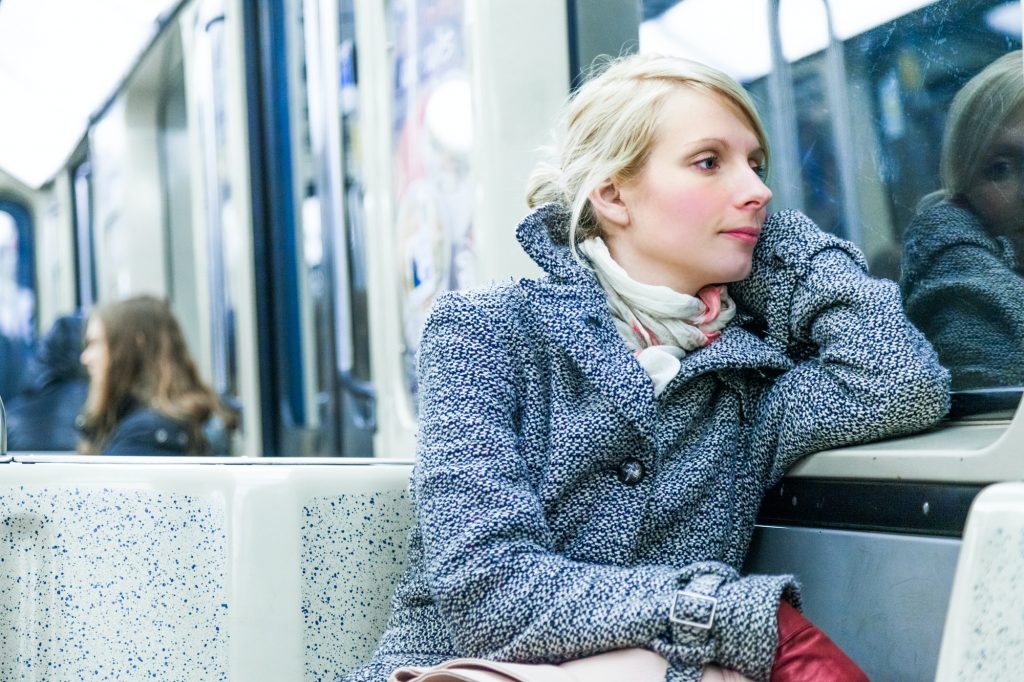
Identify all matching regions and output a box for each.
[641,0,1023,411]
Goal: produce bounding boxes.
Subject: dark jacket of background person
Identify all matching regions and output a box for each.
[901,200,1024,391]
[345,206,949,682]
[98,401,192,455]
[6,314,87,451]
[78,397,234,456]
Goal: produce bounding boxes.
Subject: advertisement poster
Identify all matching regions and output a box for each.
[390,0,475,409]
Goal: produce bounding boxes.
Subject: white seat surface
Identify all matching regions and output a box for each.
[0,457,414,681]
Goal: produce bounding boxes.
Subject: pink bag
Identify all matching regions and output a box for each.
[389,648,753,682]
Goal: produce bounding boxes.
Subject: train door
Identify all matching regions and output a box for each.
[243,0,354,456]
[300,0,376,457]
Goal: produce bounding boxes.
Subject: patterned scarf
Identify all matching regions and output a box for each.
[578,236,736,395]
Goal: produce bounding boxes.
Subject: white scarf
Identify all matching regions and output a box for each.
[578,236,736,396]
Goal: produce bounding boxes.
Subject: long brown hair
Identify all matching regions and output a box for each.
[79,296,239,454]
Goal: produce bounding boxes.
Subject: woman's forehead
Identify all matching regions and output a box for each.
[655,87,762,146]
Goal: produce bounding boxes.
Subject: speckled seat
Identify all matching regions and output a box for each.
[0,457,415,681]
[935,482,1024,681]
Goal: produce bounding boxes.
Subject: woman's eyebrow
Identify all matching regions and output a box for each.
[988,141,1024,157]
[683,137,728,149]
[682,137,765,156]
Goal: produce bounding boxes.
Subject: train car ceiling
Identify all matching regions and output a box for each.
[0,0,182,189]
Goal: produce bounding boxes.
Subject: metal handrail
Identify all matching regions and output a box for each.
[766,0,806,213]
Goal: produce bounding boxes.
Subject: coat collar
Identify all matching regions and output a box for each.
[515,204,794,438]
[516,203,594,284]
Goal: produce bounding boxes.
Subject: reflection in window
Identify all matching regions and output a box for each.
[900,50,1024,392]
[641,0,1023,406]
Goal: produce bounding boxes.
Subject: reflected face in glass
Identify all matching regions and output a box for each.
[80,318,109,384]
[966,104,1024,249]
[609,89,772,295]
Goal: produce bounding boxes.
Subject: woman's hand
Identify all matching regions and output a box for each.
[729,210,869,355]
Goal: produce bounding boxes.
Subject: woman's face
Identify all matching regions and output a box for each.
[966,104,1024,249]
[80,318,109,383]
[604,88,772,295]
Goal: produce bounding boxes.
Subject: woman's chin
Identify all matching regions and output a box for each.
[718,262,753,285]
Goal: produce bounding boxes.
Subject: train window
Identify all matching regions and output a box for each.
[0,199,36,401]
[641,0,1023,416]
[388,0,476,413]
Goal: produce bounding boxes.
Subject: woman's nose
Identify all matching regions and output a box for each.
[740,168,773,209]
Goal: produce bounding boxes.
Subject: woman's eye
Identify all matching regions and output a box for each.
[695,156,718,171]
[751,162,768,179]
[978,157,1019,182]
[983,160,1013,181]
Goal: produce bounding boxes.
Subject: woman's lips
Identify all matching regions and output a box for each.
[723,227,760,245]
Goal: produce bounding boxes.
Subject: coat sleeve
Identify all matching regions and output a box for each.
[730,210,951,481]
[413,291,797,681]
[901,203,1024,390]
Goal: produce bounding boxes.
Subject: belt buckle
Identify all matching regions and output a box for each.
[669,589,717,630]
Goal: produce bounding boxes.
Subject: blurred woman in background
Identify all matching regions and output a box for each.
[78,295,238,455]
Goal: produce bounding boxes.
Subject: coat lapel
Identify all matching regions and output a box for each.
[522,278,659,442]
[666,323,794,394]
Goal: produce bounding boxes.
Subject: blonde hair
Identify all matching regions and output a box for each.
[526,53,769,249]
[940,50,1024,200]
[79,295,239,454]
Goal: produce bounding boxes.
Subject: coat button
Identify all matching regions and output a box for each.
[155,428,168,443]
[584,313,601,328]
[617,459,645,486]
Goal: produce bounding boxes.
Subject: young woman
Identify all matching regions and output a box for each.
[348,54,949,682]
[901,50,1024,390]
[78,295,238,455]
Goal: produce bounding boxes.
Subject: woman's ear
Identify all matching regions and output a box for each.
[589,179,630,230]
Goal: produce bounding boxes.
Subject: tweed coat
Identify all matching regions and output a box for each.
[901,199,1024,390]
[346,205,949,682]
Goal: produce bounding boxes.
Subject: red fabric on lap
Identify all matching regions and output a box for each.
[771,601,870,682]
